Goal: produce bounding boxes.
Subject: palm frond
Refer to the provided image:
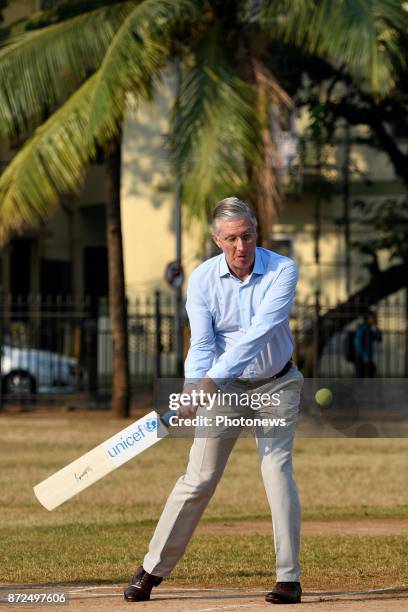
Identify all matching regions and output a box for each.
[87,0,199,146]
[257,0,408,93]
[19,0,128,30]
[0,2,135,139]
[170,27,262,224]
[0,0,134,48]
[0,74,98,240]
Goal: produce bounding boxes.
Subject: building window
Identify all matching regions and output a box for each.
[265,234,294,258]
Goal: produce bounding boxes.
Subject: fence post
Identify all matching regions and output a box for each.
[313,290,321,378]
[405,290,408,377]
[154,290,162,380]
[0,288,3,411]
[84,306,98,394]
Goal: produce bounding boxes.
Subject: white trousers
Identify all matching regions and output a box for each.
[143,366,303,582]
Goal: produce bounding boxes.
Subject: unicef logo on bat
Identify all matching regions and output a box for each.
[144,418,158,432]
[106,417,158,460]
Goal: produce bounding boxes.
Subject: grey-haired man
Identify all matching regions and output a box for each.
[125,197,303,605]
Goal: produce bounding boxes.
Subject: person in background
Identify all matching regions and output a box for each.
[354,309,382,377]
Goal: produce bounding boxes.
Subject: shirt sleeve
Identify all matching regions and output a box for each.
[206,261,298,381]
[184,271,216,380]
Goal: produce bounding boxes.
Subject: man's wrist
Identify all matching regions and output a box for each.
[182,382,197,395]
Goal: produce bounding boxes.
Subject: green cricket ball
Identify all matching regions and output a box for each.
[315,387,333,407]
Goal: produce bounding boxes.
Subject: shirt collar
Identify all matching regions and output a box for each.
[218,247,266,278]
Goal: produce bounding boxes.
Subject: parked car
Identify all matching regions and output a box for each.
[1,345,87,396]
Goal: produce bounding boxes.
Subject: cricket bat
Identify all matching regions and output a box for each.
[33,409,174,511]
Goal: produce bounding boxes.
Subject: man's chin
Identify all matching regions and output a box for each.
[235,259,250,269]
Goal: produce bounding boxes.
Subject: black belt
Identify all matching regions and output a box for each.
[233,359,294,389]
[271,358,293,380]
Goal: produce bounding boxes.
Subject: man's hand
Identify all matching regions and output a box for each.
[174,383,198,418]
[175,376,218,418]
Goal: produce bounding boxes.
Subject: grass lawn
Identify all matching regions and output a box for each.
[0,412,407,588]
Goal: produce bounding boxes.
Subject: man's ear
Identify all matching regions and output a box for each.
[212,234,222,249]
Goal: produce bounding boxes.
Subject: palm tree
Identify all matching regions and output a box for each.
[0,0,405,414]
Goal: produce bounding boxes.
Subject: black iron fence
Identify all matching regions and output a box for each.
[0,290,406,406]
[97,292,184,396]
[0,291,185,405]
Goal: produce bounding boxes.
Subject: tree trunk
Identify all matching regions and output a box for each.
[239,40,293,245]
[105,132,130,418]
[248,58,282,245]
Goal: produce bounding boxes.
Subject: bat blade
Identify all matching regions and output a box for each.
[33,410,170,511]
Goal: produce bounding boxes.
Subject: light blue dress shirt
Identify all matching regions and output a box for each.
[184,247,298,381]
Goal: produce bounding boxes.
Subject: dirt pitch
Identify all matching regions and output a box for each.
[2,584,408,612]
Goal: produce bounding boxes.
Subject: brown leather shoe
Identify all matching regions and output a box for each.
[124,566,163,602]
[265,581,302,604]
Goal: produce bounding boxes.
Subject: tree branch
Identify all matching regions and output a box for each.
[323,98,408,186]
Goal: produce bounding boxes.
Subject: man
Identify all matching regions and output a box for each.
[124,197,304,605]
[354,309,382,377]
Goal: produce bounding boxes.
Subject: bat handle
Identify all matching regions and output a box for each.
[160,409,176,428]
